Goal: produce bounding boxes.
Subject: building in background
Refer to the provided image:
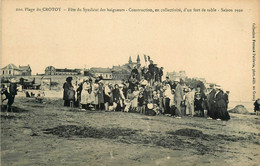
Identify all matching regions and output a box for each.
[1,64,32,77]
[112,55,140,71]
[88,55,140,80]
[166,70,187,81]
[111,67,131,80]
[45,66,56,75]
[44,66,81,75]
[55,68,81,75]
[89,67,112,80]
[43,55,140,80]
[18,65,32,76]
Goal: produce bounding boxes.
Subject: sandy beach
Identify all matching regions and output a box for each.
[1,96,260,166]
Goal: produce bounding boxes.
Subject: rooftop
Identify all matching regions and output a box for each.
[90,67,112,73]
[2,64,21,70]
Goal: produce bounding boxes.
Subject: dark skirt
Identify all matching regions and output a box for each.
[216,106,230,121]
[209,103,218,119]
[104,94,111,103]
[146,108,156,116]
[7,95,15,106]
[164,98,170,114]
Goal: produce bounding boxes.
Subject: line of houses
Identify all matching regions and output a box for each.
[1,56,205,83]
[1,56,140,80]
[44,56,139,80]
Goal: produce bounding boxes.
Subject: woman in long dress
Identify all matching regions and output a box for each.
[131,86,139,112]
[63,77,75,107]
[125,89,134,112]
[214,88,230,121]
[81,80,93,110]
[104,83,113,111]
[97,81,105,110]
[112,84,124,111]
[163,84,172,115]
[92,80,99,110]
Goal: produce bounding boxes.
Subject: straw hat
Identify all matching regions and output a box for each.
[10,78,17,83]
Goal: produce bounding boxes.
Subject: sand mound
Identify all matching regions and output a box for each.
[1,105,29,113]
[167,128,204,138]
[43,125,138,139]
[228,105,249,114]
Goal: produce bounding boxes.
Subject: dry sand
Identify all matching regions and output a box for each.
[1,96,260,166]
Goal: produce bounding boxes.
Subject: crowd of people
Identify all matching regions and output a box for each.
[0,59,257,121]
[63,59,231,121]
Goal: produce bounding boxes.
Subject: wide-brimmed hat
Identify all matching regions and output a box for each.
[66,77,73,82]
[10,78,17,83]
[174,78,179,82]
[215,85,222,90]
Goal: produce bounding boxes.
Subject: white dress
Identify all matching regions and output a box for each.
[81,82,93,105]
[131,90,139,108]
[92,83,99,105]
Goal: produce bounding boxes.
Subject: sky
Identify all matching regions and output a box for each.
[1,0,259,102]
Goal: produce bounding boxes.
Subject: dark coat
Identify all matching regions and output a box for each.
[214,91,230,120]
[223,93,229,105]
[112,89,121,103]
[122,87,128,99]
[63,82,74,100]
[98,83,104,104]
[131,69,139,76]
[148,64,155,76]
[138,95,144,106]
[9,83,17,95]
[159,69,163,77]
[254,100,260,112]
[207,89,216,118]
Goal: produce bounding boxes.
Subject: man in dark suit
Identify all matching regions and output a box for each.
[148,60,155,82]
[131,66,139,79]
[174,79,184,118]
[159,67,164,82]
[207,84,216,119]
[154,64,159,82]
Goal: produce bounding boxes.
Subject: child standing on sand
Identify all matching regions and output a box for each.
[138,91,145,114]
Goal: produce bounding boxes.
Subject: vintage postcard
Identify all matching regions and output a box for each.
[1,0,259,165]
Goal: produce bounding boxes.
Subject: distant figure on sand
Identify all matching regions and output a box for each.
[254,99,260,115]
